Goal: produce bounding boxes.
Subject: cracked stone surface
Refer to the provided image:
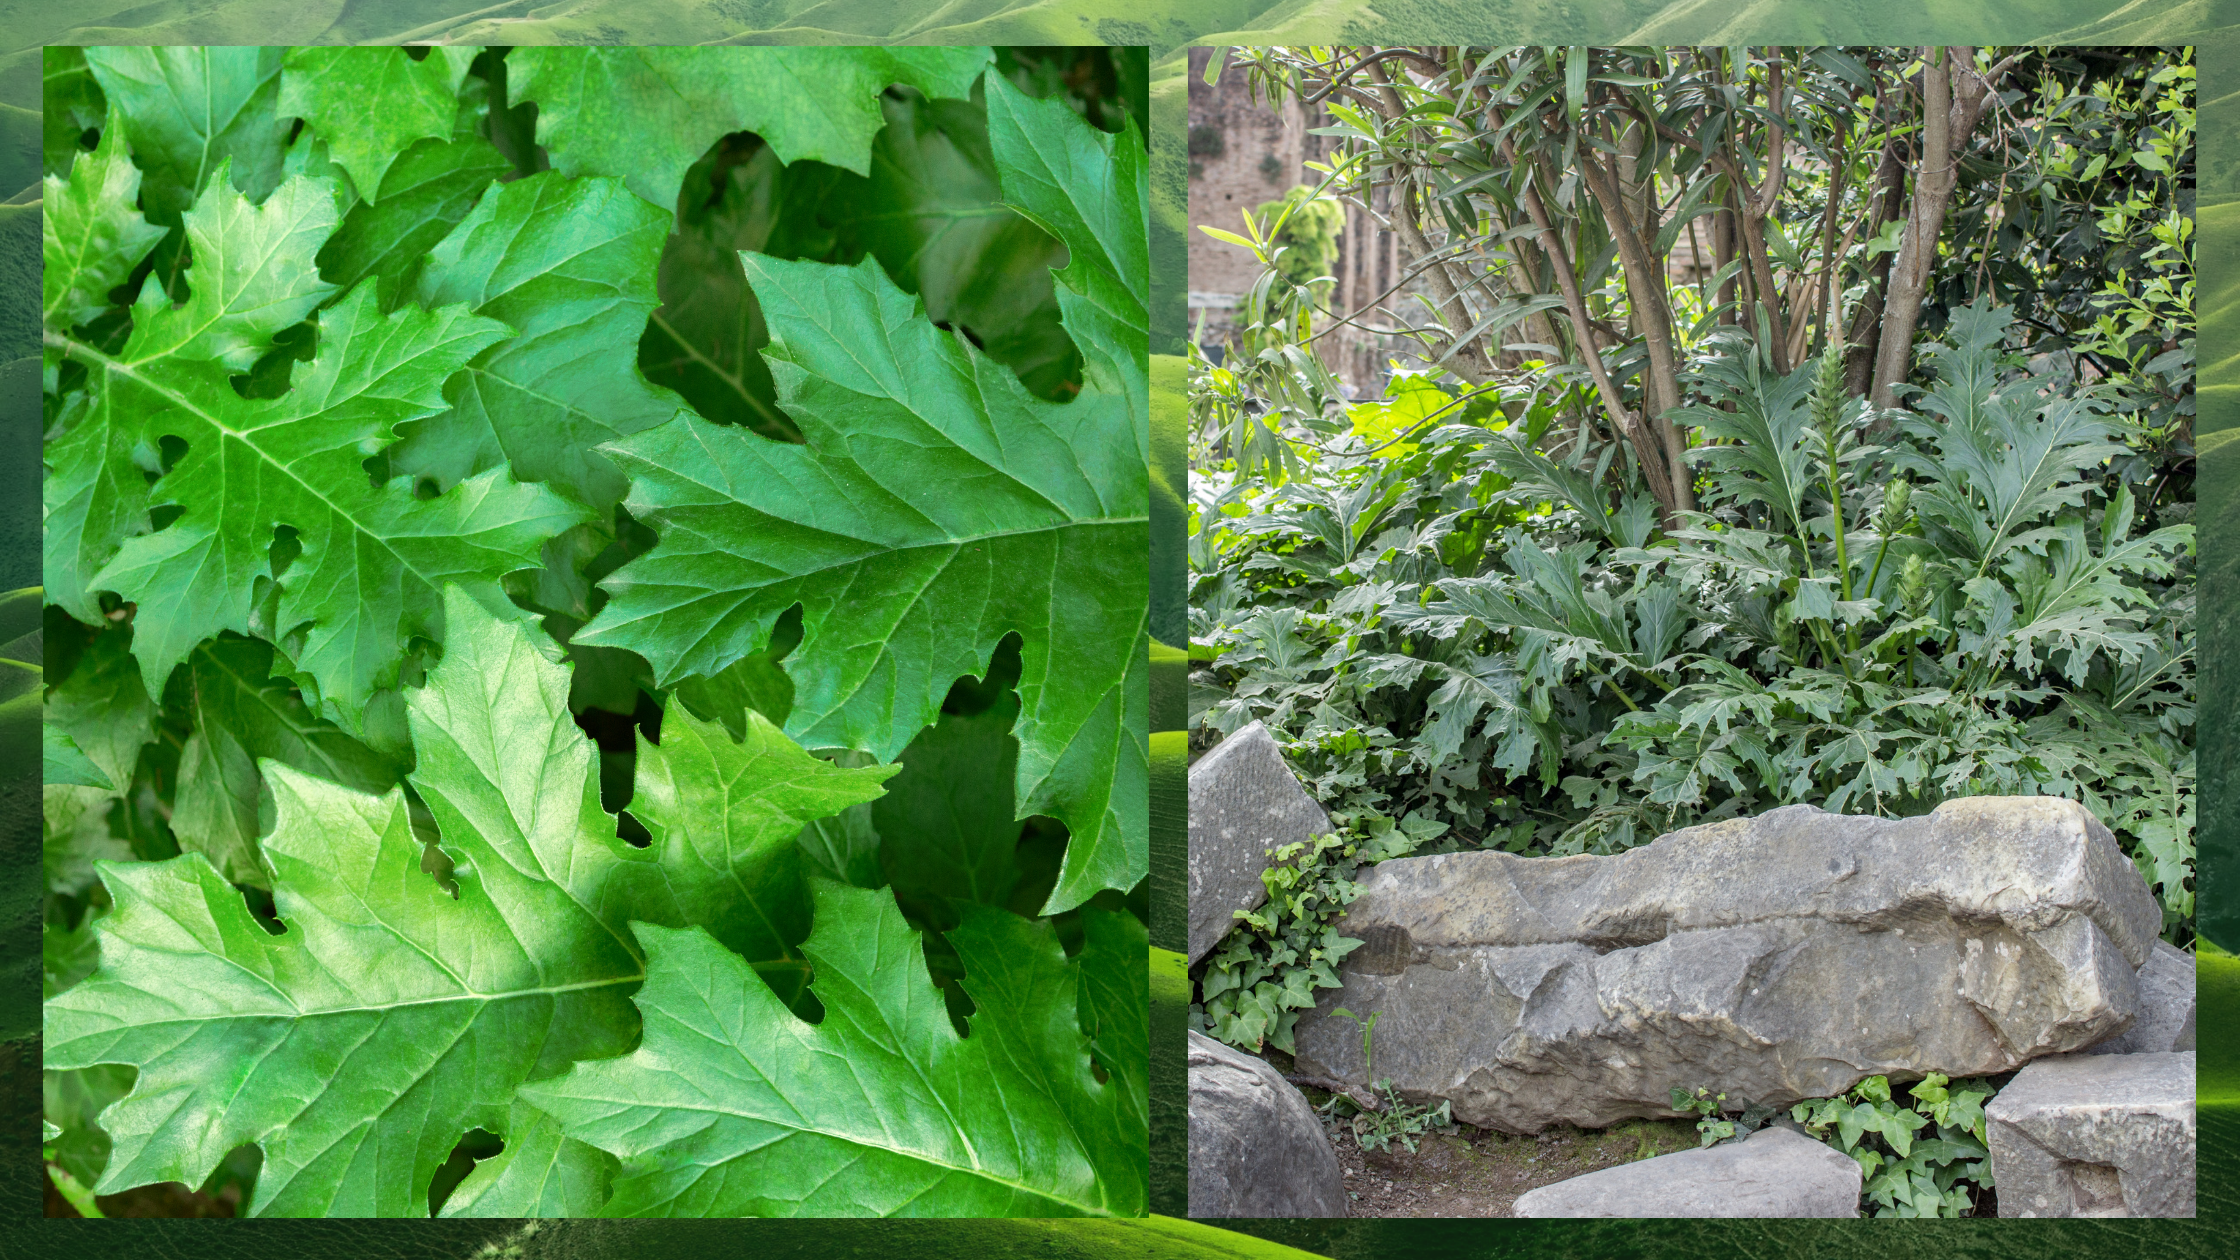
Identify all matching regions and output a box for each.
[1187,1030,1348,1218]
[2084,939,2195,1054]
[1512,1125,1861,1217]
[1292,797,2162,1133]
[1187,721,1330,963]
[1986,1051,2195,1217]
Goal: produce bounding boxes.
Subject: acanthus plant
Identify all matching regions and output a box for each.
[40,44,1147,1218]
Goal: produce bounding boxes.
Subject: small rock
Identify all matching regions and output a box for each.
[1188,1030,1348,1217]
[2085,940,2195,1054]
[1187,721,1331,963]
[1512,1127,1860,1218]
[1986,1051,2195,1217]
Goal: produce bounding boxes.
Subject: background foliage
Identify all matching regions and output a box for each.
[1188,45,2195,1094]
[39,44,1148,1218]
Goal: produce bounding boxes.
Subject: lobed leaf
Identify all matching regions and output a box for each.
[517,885,1146,1217]
[509,46,992,210]
[45,590,891,1216]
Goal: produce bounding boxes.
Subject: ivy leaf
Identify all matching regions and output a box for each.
[388,172,683,513]
[171,634,403,887]
[44,589,893,1216]
[509,47,992,209]
[51,169,592,737]
[41,110,165,331]
[516,883,1146,1216]
[81,47,290,222]
[278,47,479,201]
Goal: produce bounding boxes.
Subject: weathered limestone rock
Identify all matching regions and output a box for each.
[1512,1126,1861,1218]
[1188,722,1330,963]
[2085,939,2195,1055]
[1187,1030,1348,1218]
[1986,1051,2195,1217]
[1293,797,2160,1133]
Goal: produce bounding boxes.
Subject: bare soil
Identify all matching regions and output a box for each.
[1299,1085,1705,1217]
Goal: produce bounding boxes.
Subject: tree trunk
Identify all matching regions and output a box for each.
[1870,47,2001,410]
[1504,136,1684,523]
[1577,142,1694,512]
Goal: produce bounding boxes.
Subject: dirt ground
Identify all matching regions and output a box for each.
[1295,1081,1706,1217]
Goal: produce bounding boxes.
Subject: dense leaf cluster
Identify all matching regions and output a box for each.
[41,45,1147,1218]
[1191,299,2193,968]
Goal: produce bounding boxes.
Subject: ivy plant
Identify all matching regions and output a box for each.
[41,44,1147,1219]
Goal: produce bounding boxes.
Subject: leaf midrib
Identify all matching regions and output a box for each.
[47,330,467,608]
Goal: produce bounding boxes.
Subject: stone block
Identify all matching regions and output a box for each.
[1512,1126,1860,1217]
[1187,722,1329,963]
[1986,1051,2194,1218]
[1187,1030,1348,1218]
[2086,939,2195,1054]
[1292,797,2161,1133]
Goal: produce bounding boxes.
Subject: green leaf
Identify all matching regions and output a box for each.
[171,634,404,887]
[517,881,1146,1216]
[81,47,290,223]
[635,137,838,442]
[43,726,112,790]
[50,169,591,737]
[628,701,898,1011]
[41,385,152,626]
[315,134,511,306]
[982,73,1149,395]
[509,47,992,209]
[831,89,1077,399]
[436,1097,616,1219]
[388,171,683,513]
[42,618,155,786]
[43,1061,135,1188]
[1077,904,1149,1144]
[278,47,479,201]
[43,589,891,1216]
[876,690,1025,917]
[42,47,106,179]
[41,110,166,331]
[575,254,1147,912]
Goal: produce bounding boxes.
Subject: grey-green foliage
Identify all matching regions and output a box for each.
[1191,298,2194,958]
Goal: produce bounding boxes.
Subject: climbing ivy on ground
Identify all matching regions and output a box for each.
[1677,1074,1998,1217]
[1191,808,1437,1054]
[40,44,1147,1219]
